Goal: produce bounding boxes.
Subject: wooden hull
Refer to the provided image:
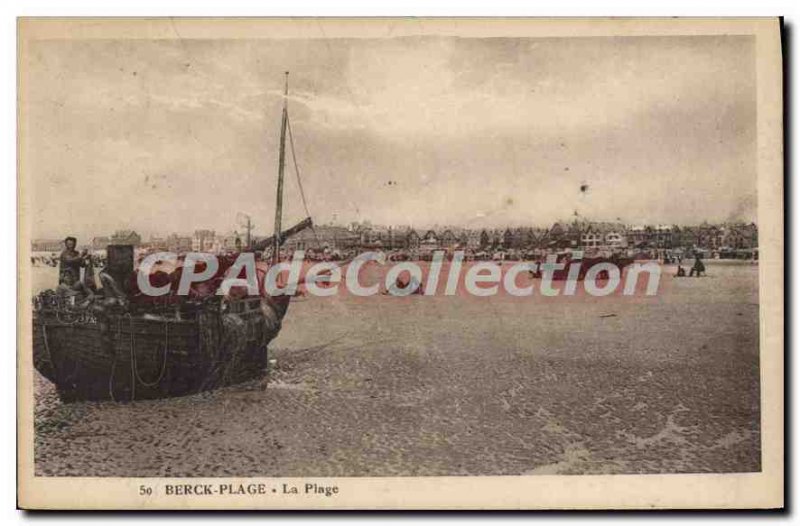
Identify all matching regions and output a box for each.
[532,257,634,280]
[32,298,284,402]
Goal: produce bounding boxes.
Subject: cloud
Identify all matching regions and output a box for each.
[22,36,757,240]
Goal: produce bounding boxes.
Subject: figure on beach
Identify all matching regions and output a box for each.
[384,273,424,295]
[689,253,706,277]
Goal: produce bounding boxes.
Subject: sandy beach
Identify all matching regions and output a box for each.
[32,261,760,476]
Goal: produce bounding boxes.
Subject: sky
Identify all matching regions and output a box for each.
[22,35,757,241]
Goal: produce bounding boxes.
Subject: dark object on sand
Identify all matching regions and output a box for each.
[531,254,634,280]
[105,245,135,295]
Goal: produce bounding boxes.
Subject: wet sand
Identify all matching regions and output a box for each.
[33,262,760,476]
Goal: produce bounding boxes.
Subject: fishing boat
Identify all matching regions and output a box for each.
[32,72,313,402]
[530,253,634,280]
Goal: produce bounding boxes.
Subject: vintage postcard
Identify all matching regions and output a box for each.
[17,18,783,510]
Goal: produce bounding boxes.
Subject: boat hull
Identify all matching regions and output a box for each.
[532,256,634,280]
[32,298,283,402]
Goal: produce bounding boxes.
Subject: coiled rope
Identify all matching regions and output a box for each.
[108,314,171,401]
[129,314,170,389]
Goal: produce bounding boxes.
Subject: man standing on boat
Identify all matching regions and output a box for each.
[58,236,89,284]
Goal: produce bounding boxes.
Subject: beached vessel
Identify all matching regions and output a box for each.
[531,253,634,280]
[32,73,312,402]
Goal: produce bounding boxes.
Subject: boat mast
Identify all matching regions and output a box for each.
[272,71,289,264]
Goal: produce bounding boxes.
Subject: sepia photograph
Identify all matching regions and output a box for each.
[16,17,783,510]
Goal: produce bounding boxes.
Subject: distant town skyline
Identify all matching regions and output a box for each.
[23,35,757,241]
[30,216,758,246]
[30,218,759,258]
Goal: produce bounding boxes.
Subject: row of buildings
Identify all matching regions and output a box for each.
[281,220,759,254]
[32,220,758,255]
[114,230,244,253]
[31,230,145,253]
[32,229,237,254]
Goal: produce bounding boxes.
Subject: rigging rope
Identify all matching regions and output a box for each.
[40,324,54,373]
[286,114,322,251]
[109,316,125,402]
